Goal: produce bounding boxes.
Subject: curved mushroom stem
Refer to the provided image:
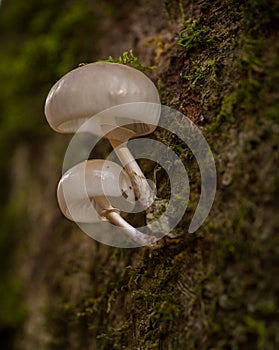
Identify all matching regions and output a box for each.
[94,196,163,249]
[109,138,155,213]
[105,210,161,248]
[102,124,156,214]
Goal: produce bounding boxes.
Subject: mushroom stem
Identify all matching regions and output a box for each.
[109,138,155,213]
[94,196,162,248]
[105,210,156,247]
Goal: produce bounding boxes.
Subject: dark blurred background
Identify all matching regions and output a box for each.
[1,1,279,349]
[0,0,135,347]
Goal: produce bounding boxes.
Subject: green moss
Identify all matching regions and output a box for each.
[265,102,279,122]
[244,316,267,349]
[243,0,279,26]
[99,49,153,72]
[164,0,185,21]
[206,36,266,133]
[183,60,219,89]
[183,60,203,88]
[177,19,215,49]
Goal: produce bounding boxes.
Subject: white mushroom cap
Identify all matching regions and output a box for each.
[45,62,160,135]
[57,159,135,223]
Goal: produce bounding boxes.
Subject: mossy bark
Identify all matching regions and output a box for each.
[1,1,278,349]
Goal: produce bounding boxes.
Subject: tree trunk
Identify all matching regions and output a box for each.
[1,1,278,349]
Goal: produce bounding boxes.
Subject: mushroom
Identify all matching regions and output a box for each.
[57,159,162,247]
[44,62,161,212]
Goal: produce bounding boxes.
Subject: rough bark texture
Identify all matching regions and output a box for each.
[1,1,278,349]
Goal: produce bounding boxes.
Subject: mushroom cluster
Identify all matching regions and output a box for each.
[45,62,162,248]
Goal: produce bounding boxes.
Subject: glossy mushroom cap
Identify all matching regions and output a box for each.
[57,159,135,223]
[45,62,160,135]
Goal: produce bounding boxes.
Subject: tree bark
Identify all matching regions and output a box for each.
[1,1,278,349]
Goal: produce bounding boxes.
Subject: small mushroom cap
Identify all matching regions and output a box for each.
[45,62,160,135]
[57,159,135,223]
